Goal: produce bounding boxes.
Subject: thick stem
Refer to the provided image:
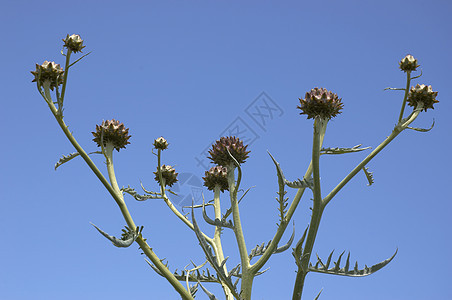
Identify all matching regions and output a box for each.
[213,186,234,300]
[292,118,327,300]
[227,166,251,299]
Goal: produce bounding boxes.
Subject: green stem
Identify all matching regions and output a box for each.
[213,186,234,300]
[227,165,251,299]
[43,86,193,300]
[60,49,72,105]
[398,71,411,123]
[292,118,327,300]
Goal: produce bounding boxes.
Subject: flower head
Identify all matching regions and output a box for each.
[92,119,131,151]
[399,54,419,72]
[154,165,178,187]
[297,88,343,120]
[30,61,64,91]
[153,137,168,150]
[63,34,85,53]
[207,136,250,167]
[203,166,229,192]
[407,84,439,111]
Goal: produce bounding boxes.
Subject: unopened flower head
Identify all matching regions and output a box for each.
[63,34,85,53]
[153,137,168,150]
[203,166,229,192]
[92,119,131,151]
[297,87,343,120]
[30,61,64,91]
[208,136,250,167]
[154,165,178,187]
[399,54,419,72]
[407,84,439,111]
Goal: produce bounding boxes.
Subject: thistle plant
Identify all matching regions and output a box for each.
[33,35,438,300]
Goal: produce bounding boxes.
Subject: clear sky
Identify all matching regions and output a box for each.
[1,0,451,299]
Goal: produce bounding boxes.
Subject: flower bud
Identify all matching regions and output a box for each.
[62,34,85,53]
[154,165,178,187]
[297,87,343,120]
[203,166,229,192]
[30,61,64,91]
[153,137,168,150]
[407,84,439,111]
[399,54,419,72]
[207,136,250,167]
[92,119,131,151]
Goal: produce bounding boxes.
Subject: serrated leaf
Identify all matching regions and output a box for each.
[54,151,101,170]
[320,144,371,155]
[121,186,162,201]
[308,249,398,277]
[362,167,374,186]
[198,282,218,300]
[191,204,241,299]
[90,223,139,248]
[249,223,296,260]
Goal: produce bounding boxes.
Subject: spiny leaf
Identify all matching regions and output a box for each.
[191,203,241,299]
[292,225,309,266]
[268,151,313,190]
[201,196,233,229]
[362,167,374,186]
[90,223,140,248]
[121,186,162,201]
[309,249,398,277]
[314,288,323,300]
[189,282,199,298]
[249,223,296,260]
[54,151,101,170]
[320,144,371,155]
[146,259,220,283]
[198,282,218,300]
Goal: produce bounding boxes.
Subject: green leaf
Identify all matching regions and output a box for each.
[54,151,101,170]
[407,119,435,132]
[90,223,141,248]
[362,167,374,186]
[309,249,398,277]
[121,186,162,201]
[320,144,371,155]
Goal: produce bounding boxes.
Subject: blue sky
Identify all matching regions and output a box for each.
[1,0,451,299]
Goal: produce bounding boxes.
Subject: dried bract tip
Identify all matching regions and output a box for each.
[297,87,343,120]
[203,166,229,192]
[154,165,178,187]
[92,119,131,151]
[407,84,439,111]
[399,54,419,72]
[207,136,250,167]
[153,137,168,150]
[30,61,64,91]
[63,34,85,53]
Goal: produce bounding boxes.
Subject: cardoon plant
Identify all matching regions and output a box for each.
[32,35,438,300]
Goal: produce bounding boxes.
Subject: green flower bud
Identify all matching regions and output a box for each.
[30,61,64,91]
[62,34,85,53]
[407,84,439,111]
[203,166,229,192]
[153,137,168,150]
[154,165,178,187]
[399,54,419,72]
